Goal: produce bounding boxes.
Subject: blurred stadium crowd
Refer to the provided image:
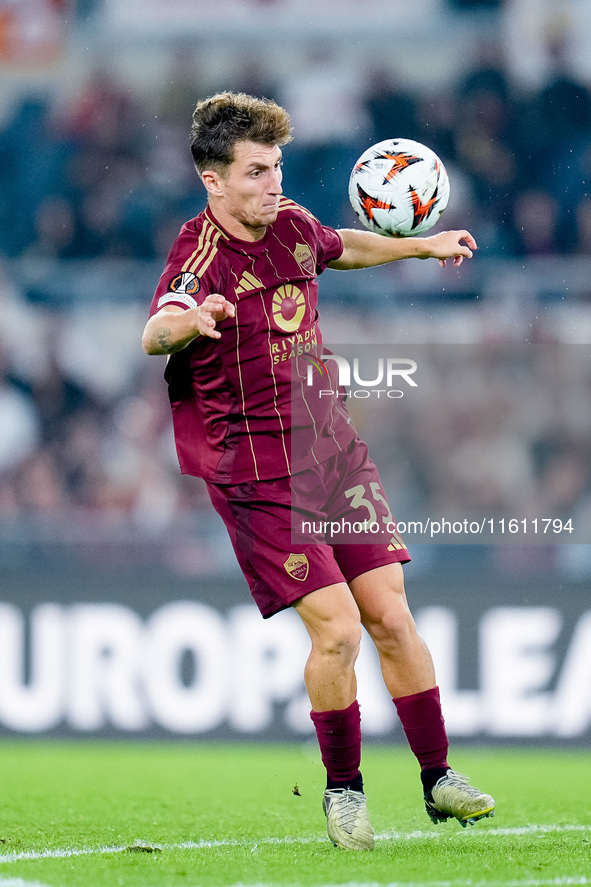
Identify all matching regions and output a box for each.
[0,0,590,574]
[2,30,591,260]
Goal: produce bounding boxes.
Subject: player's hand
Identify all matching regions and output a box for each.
[422,230,477,267]
[195,293,235,338]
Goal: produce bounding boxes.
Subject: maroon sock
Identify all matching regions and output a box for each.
[310,700,362,785]
[393,686,449,771]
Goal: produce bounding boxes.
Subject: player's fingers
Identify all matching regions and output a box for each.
[454,241,472,260]
[202,293,224,309]
[454,231,478,255]
[204,295,235,317]
[200,322,222,339]
[197,308,218,333]
[197,297,234,337]
[202,302,224,319]
[459,230,477,250]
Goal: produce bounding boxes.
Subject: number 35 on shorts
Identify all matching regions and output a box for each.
[344,482,406,550]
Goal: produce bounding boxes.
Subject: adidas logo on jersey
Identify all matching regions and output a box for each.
[235,271,263,295]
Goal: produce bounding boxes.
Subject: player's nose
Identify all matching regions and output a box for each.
[269,167,282,194]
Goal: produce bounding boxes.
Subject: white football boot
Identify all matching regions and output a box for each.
[322,788,375,850]
[425,769,495,827]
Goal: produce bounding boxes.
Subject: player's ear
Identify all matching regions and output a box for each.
[201,169,224,197]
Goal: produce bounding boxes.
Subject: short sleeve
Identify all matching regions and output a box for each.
[314,222,344,274]
[148,221,211,318]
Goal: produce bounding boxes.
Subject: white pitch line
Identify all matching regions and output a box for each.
[212,880,591,887]
[0,824,589,865]
[380,823,591,840]
[0,844,131,864]
[0,879,59,887]
[4,878,591,887]
[198,880,591,887]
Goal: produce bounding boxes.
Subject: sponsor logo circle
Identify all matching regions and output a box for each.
[272,284,306,332]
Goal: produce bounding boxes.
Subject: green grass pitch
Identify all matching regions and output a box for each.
[0,740,589,887]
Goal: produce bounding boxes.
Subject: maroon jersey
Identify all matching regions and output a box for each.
[149,198,356,483]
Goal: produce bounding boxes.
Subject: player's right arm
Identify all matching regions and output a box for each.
[142,294,235,355]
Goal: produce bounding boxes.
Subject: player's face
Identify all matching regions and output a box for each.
[207,141,283,240]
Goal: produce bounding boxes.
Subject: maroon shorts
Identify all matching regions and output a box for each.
[206,437,410,618]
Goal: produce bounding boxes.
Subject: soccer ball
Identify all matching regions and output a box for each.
[348,138,450,237]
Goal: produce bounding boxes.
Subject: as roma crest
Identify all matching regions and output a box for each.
[283,553,309,582]
[293,243,315,276]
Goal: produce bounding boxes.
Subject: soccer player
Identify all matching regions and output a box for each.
[142,92,495,850]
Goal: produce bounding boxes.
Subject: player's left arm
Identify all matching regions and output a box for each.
[328,228,477,270]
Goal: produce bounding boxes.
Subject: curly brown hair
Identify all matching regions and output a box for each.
[190,92,293,175]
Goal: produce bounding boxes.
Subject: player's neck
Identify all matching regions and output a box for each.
[207,201,267,243]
